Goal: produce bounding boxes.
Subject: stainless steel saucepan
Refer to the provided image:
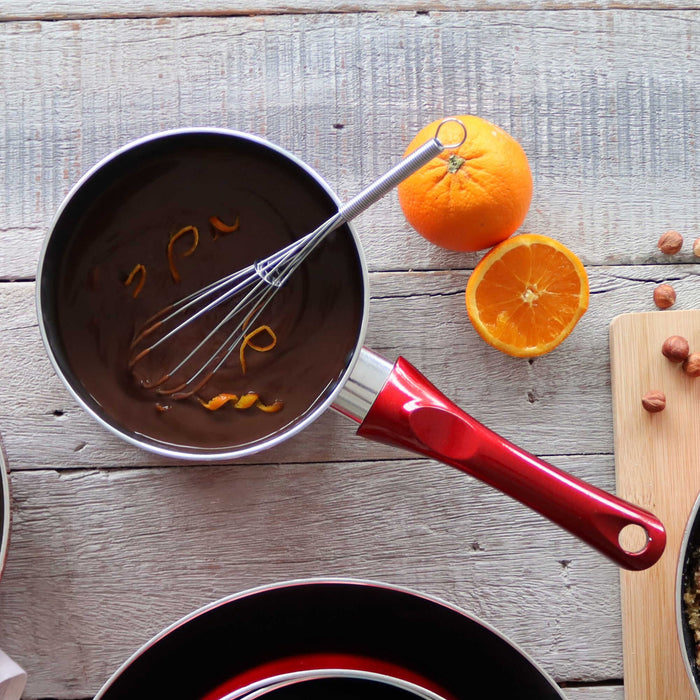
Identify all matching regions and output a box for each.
[37,128,666,570]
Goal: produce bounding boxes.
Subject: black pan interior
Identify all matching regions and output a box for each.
[96,581,563,700]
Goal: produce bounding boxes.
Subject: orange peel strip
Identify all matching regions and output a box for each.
[124,263,146,298]
[256,399,284,413]
[239,325,277,375]
[198,393,239,411]
[168,225,199,283]
[241,303,265,332]
[234,392,259,409]
[209,215,240,237]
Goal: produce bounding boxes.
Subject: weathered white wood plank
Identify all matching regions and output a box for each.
[2,264,700,470]
[0,6,686,700]
[0,1,693,21]
[565,689,624,699]
[0,457,623,698]
[2,11,700,278]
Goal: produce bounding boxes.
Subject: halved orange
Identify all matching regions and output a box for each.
[465,233,589,357]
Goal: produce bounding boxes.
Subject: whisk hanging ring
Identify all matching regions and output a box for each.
[433,117,468,149]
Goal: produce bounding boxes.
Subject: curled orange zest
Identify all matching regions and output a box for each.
[209,215,240,238]
[241,303,265,332]
[168,225,199,283]
[197,392,283,414]
[239,325,277,375]
[198,393,239,411]
[124,263,146,298]
[234,393,258,410]
[256,399,284,413]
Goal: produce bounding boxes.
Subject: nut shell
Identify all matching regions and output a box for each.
[658,230,683,254]
[684,353,700,377]
[642,390,666,413]
[654,283,677,310]
[662,335,690,362]
[693,238,700,258]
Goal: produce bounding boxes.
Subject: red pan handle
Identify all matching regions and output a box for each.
[353,356,665,571]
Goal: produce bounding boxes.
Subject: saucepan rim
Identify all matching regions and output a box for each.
[36,127,370,461]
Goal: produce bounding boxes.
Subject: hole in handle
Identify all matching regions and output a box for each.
[619,523,650,555]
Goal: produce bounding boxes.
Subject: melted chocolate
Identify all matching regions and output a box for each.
[46,132,365,454]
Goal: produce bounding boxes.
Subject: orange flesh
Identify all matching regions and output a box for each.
[466,235,588,356]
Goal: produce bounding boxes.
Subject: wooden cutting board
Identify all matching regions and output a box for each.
[611,310,700,699]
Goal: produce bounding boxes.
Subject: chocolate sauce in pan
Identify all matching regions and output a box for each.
[52,133,365,452]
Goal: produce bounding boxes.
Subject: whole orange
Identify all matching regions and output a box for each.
[397,115,533,252]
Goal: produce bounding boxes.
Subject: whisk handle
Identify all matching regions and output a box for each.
[337,118,467,223]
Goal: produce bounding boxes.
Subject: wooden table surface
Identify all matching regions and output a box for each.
[2,2,700,698]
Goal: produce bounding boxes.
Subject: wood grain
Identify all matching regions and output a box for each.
[0,458,621,698]
[1,5,698,698]
[565,691,623,700]
[611,310,700,700]
[2,11,700,278]
[4,265,700,471]
[1,267,693,696]
[0,1,693,21]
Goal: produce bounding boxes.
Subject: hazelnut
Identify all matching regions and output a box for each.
[662,335,690,362]
[654,283,676,309]
[658,230,683,254]
[694,238,700,258]
[684,353,700,377]
[642,390,666,413]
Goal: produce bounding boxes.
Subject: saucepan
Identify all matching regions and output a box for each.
[93,578,567,699]
[37,127,665,570]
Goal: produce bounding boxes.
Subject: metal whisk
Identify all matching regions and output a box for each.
[129,118,467,398]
